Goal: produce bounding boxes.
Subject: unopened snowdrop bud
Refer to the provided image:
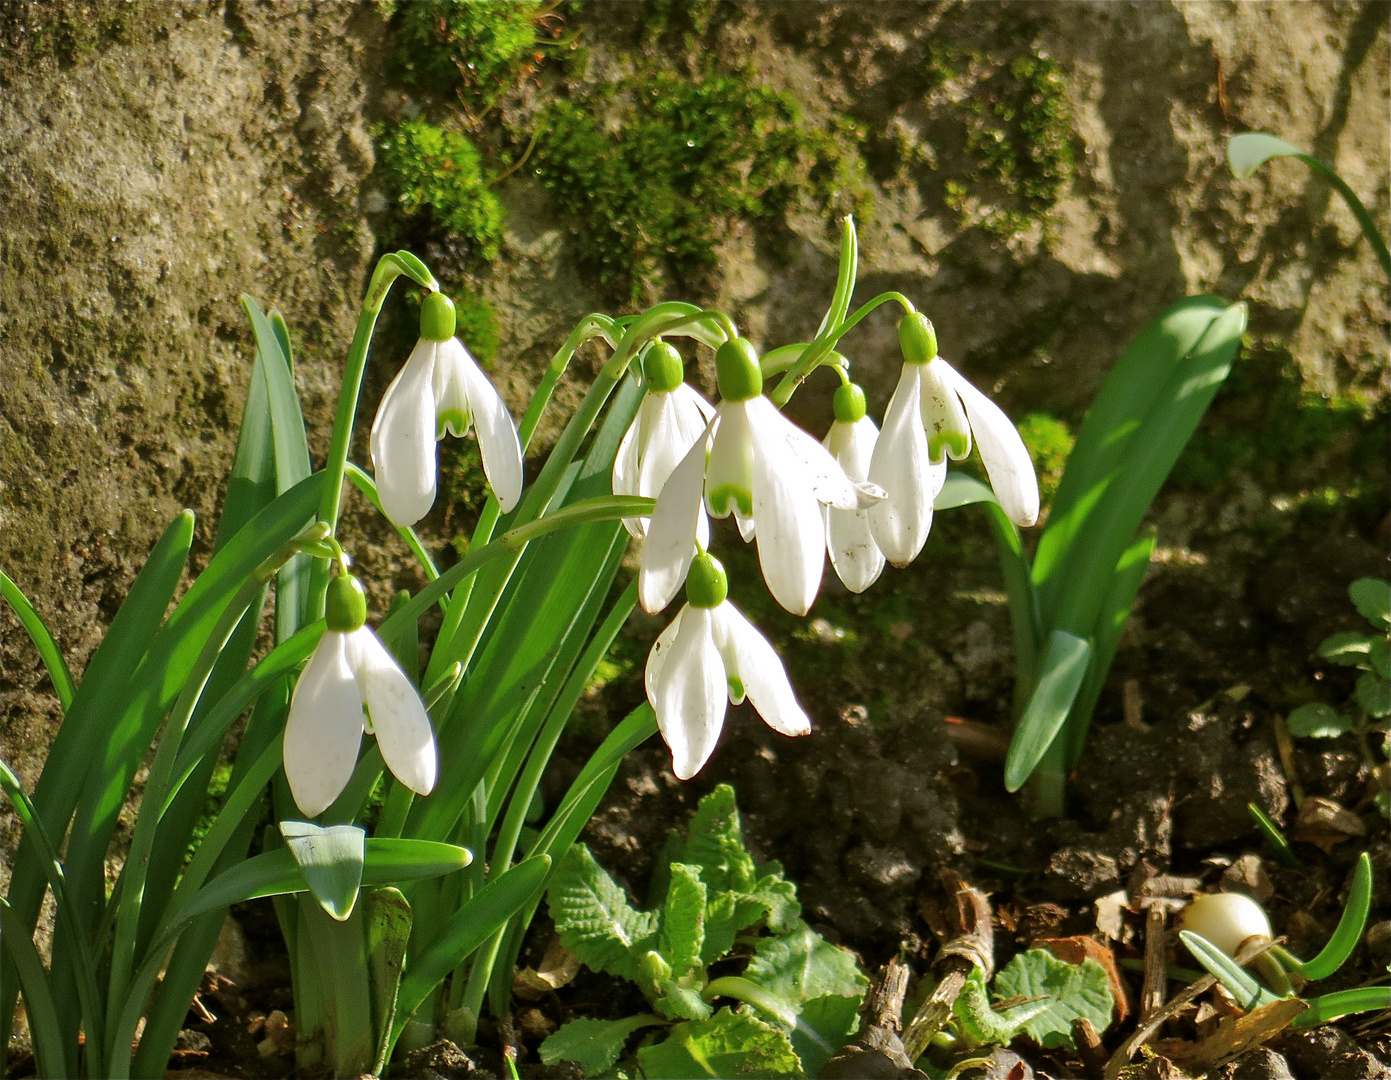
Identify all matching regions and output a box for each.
[898,312,938,365]
[283,570,438,818]
[715,338,763,401]
[643,341,685,393]
[370,291,524,526]
[685,551,728,609]
[1179,892,1273,958]
[419,290,456,342]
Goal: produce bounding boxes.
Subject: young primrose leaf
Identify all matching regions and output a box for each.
[539,1014,664,1076]
[1349,577,1391,631]
[992,947,1115,1050]
[547,844,658,983]
[660,863,707,979]
[743,920,868,1005]
[637,1008,801,1080]
[1285,703,1354,739]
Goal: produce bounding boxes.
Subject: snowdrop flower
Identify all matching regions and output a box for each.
[640,337,882,617]
[822,381,885,593]
[612,341,714,538]
[370,291,524,528]
[646,552,810,780]
[283,571,437,817]
[868,313,1038,565]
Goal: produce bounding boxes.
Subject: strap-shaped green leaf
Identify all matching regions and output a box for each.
[1004,631,1092,792]
[281,821,368,922]
[1,571,75,711]
[1284,852,1372,981]
[1177,931,1281,1010]
[1291,986,1390,1028]
[0,898,66,1080]
[391,856,552,1042]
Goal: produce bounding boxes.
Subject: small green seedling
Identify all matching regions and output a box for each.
[1178,851,1387,1028]
[539,785,867,1078]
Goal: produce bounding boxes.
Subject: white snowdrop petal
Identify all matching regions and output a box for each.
[824,417,885,592]
[704,401,755,519]
[370,340,440,528]
[752,397,865,511]
[919,359,973,463]
[942,364,1039,527]
[672,382,717,426]
[649,607,727,780]
[714,604,811,737]
[868,366,943,566]
[749,408,826,616]
[283,632,367,818]
[639,420,714,614]
[347,628,437,797]
[445,339,525,514]
[644,605,686,701]
[636,394,689,503]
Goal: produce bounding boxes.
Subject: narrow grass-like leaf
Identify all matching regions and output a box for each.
[1178,931,1281,1010]
[1246,802,1301,868]
[1004,631,1092,792]
[0,899,65,1080]
[391,856,552,1042]
[1292,986,1391,1028]
[281,821,368,922]
[1285,851,1371,981]
[1,571,75,710]
[366,887,413,1075]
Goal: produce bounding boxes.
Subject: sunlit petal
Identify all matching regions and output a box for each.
[647,606,727,780]
[713,603,811,737]
[346,628,437,797]
[613,399,646,537]
[919,359,973,463]
[444,338,525,513]
[704,400,755,520]
[823,416,885,592]
[369,340,439,528]
[283,632,366,818]
[639,419,714,613]
[749,406,825,616]
[941,364,1039,527]
[868,365,943,566]
[752,397,869,511]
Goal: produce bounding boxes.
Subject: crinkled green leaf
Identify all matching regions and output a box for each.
[539,1014,663,1075]
[993,948,1115,1050]
[654,978,713,1022]
[682,784,759,895]
[661,864,707,979]
[1317,630,1374,666]
[700,891,769,966]
[1285,703,1355,739]
[1355,672,1390,718]
[548,845,658,983]
[637,1008,801,1079]
[749,871,801,934]
[1349,578,1391,631]
[744,920,867,1006]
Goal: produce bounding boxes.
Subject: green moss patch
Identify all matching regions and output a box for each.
[391,0,545,107]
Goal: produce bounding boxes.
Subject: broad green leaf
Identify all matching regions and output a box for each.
[661,864,707,978]
[1369,636,1390,679]
[637,1008,801,1080]
[934,471,998,510]
[1287,852,1373,981]
[1317,630,1374,666]
[281,821,367,921]
[1,571,75,711]
[789,995,862,1077]
[993,948,1116,1050]
[654,978,713,1022]
[744,920,867,1006]
[1178,931,1281,1011]
[1350,578,1391,630]
[392,856,551,1041]
[548,845,658,983]
[539,1014,664,1075]
[1356,672,1391,718]
[1285,703,1354,739]
[681,784,758,895]
[1004,631,1092,792]
[1226,132,1304,179]
[748,872,801,935]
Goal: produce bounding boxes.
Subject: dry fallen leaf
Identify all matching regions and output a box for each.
[1156,998,1306,1071]
[1290,796,1366,854]
[1220,854,1274,905]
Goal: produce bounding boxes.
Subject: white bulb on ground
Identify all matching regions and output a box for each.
[1179,891,1273,957]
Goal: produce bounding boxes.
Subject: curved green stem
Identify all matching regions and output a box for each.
[768,291,915,408]
[1297,153,1391,280]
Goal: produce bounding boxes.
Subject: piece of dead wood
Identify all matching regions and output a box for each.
[1154,998,1307,1072]
[1072,1016,1107,1080]
[819,955,927,1079]
[901,870,995,1063]
[1139,906,1167,1025]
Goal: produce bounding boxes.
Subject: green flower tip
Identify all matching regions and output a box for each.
[833,382,867,424]
[419,290,457,342]
[899,312,938,365]
[685,552,729,609]
[325,572,368,632]
[715,337,763,402]
[643,341,685,393]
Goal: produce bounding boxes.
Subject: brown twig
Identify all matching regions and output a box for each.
[1140,905,1168,1024]
[1073,1016,1107,1079]
[902,871,995,1062]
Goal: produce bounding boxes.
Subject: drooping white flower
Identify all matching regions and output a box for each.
[822,382,885,593]
[370,291,523,528]
[283,572,437,818]
[645,552,810,780]
[640,337,882,617]
[613,341,715,538]
[868,312,1038,566]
